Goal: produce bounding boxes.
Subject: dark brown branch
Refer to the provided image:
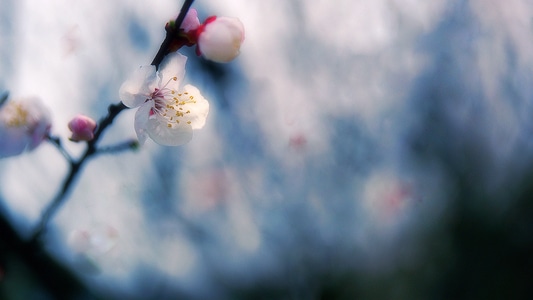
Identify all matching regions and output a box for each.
[151,0,195,68]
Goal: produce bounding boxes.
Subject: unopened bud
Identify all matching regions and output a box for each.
[197,16,245,63]
[68,114,96,142]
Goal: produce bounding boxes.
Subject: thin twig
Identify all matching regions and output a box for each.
[151,0,195,68]
[96,140,139,155]
[0,91,8,107]
[46,135,74,163]
[31,104,128,241]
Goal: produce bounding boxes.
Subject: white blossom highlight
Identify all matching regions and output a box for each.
[197,16,245,63]
[119,52,209,146]
[0,97,51,158]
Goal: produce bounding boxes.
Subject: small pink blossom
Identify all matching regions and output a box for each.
[196,16,245,63]
[68,114,97,142]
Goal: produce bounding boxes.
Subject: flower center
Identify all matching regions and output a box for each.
[149,77,198,128]
[2,102,31,128]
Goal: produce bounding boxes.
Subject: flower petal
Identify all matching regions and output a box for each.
[179,84,209,129]
[158,52,187,91]
[120,65,157,108]
[134,102,152,145]
[146,114,193,146]
[0,125,28,158]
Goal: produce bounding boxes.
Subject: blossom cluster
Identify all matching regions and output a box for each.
[0,7,244,157]
[119,9,244,146]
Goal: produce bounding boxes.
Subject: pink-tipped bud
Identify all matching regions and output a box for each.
[68,114,96,142]
[197,16,245,63]
[181,8,200,32]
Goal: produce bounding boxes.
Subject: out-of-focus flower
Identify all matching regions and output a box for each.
[0,97,51,158]
[69,226,119,255]
[196,16,245,63]
[69,226,119,274]
[68,114,97,142]
[119,52,209,146]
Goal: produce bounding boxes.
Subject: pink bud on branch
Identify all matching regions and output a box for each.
[68,114,97,142]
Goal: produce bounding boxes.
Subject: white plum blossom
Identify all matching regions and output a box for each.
[0,97,51,158]
[119,52,209,146]
[197,16,245,63]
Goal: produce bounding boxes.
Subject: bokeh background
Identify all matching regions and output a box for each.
[2,0,533,299]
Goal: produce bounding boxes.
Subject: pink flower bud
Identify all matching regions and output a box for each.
[0,97,51,158]
[197,16,245,63]
[68,114,96,142]
[181,8,200,32]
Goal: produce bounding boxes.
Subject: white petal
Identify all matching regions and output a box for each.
[134,102,152,145]
[180,85,209,129]
[0,125,28,158]
[158,52,187,91]
[120,65,157,108]
[146,115,193,146]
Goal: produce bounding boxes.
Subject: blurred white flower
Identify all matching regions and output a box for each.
[68,114,96,142]
[119,52,209,146]
[0,97,51,158]
[197,16,245,63]
[68,226,119,274]
[69,226,119,255]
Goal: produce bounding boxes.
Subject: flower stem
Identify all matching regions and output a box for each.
[0,91,8,107]
[46,135,74,163]
[96,139,139,155]
[151,0,195,69]
[30,103,128,242]
[30,161,82,242]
